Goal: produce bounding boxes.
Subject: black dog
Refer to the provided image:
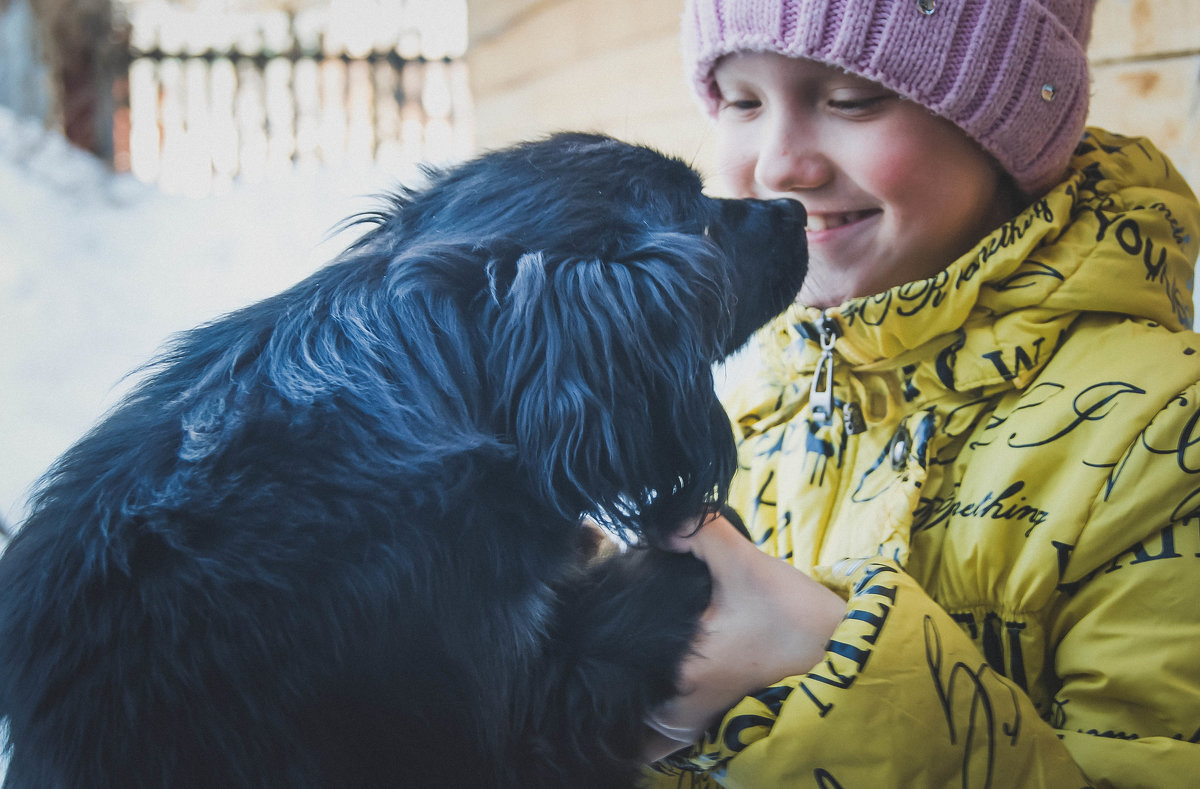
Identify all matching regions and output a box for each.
[0,133,805,787]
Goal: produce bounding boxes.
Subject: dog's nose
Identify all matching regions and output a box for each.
[713,196,806,241]
[767,198,806,230]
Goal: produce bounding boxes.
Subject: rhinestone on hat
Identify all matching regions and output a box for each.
[918,0,936,13]
[1041,83,1057,101]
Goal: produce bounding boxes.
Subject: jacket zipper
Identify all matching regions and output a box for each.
[810,312,865,434]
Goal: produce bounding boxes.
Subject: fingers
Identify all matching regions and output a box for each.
[642,511,850,765]
[663,510,709,553]
[666,509,747,558]
[643,726,694,764]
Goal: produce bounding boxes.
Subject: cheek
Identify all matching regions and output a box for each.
[855,135,995,248]
[851,137,943,208]
[713,126,760,198]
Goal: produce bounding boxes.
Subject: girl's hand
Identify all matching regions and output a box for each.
[644,512,846,762]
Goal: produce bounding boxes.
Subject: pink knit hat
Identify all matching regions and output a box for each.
[682,0,1096,196]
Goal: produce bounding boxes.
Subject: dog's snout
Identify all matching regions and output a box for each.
[767,198,806,229]
[718,197,806,236]
[710,195,809,354]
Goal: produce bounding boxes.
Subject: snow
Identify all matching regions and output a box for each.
[0,106,419,527]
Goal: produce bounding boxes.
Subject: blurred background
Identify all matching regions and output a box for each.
[1,0,1198,529]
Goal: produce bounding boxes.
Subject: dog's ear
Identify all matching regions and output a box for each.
[486,242,737,539]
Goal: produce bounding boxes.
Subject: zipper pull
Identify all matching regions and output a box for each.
[810,314,839,424]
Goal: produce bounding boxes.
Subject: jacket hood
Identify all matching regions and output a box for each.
[753,129,1200,400]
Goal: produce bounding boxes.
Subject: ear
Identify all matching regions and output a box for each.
[486,243,737,539]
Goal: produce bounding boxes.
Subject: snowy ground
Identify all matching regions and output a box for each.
[0,106,420,528]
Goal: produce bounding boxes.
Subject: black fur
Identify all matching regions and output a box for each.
[0,133,805,787]
[528,547,713,787]
[525,507,754,787]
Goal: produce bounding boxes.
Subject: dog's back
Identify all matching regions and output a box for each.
[0,247,571,788]
[0,270,558,787]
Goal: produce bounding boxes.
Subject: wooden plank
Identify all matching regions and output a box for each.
[1088,55,1200,188]
[470,32,703,146]
[467,0,547,46]
[467,0,681,94]
[1090,0,1200,62]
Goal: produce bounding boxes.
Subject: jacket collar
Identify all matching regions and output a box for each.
[757,128,1200,398]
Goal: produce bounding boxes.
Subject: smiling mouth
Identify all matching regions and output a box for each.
[806,209,880,232]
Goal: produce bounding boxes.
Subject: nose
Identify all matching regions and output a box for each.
[716,196,806,237]
[747,197,806,241]
[755,119,833,194]
[767,197,806,229]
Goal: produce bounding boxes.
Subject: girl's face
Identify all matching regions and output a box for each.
[712,52,1021,308]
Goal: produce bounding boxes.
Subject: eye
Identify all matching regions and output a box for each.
[718,96,761,115]
[827,93,894,117]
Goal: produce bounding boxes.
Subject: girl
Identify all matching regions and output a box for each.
[645,0,1200,786]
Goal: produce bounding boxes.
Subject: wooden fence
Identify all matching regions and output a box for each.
[114,7,473,196]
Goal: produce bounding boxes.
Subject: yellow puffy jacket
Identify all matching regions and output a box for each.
[646,129,1200,788]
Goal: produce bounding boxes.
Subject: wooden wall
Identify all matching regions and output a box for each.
[466,0,715,168]
[1088,0,1199,187]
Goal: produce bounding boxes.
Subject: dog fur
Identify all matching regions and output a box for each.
[524,506,757,785]
[0,133,805,787]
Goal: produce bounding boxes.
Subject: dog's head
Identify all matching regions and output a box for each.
[351,132,807,540]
